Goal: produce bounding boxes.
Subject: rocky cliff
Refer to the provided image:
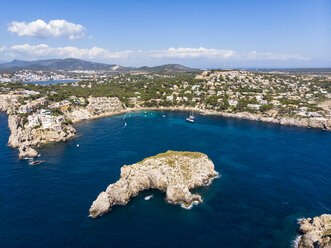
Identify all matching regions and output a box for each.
[298,214,331,248]
[217,112,330,130]
[4,96,123,159]
[89,151,218,218]
[65,96,123,122]
[7,115,76,159]
[0,94,21,112]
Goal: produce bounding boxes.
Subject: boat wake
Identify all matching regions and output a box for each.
[122,122,127,129]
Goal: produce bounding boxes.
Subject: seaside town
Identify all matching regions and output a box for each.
[1,69,330,137]
[0,69,107,83]
[0,69,330,159]
[0,70,70,82]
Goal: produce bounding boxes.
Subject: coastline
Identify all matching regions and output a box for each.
[1,104,330,160]
[72,106,331,131]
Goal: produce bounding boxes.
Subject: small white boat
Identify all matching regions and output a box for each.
[186,117,194,123]
[186,111,195,123]
[162,115,166,118]
[144,195,153,200]
[77,144,80,148]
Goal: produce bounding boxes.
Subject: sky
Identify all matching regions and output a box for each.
[0,0,330,68]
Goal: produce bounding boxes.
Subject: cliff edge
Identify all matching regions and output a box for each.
[298,214,331,248]
[89,151,218,218]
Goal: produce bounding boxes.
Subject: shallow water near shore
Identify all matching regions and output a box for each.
[0,110,330,248]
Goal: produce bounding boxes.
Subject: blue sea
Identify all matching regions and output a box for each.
[0,110,330,248]
[24,79,78,85]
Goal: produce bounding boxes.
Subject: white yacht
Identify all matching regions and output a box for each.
[186,111,195,123]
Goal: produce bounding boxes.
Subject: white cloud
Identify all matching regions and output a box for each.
[0,44,133,60]
[8,19,86,39]
[146,47,236,59]
[244,51,309,61]
[0,44,310,63]
[146,47,309,61]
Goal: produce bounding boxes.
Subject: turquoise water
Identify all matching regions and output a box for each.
[0,110,330,248]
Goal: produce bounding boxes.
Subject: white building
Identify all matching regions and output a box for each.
[255,95,263,101]
[40,109,51,115]
[229,100,238,106]
[247,104,261,110]
[166,95,173,101]
[28,115,40,127]
[41,115,56,128]
[18,105,32,114]
[52,123,62,131]
[22,90,40,95]
[299,107,308,112]
[271,100,281,106]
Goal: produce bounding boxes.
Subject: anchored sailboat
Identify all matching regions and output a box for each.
[186,111,195,123]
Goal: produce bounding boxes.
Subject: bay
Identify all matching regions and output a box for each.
[0,110,330,248]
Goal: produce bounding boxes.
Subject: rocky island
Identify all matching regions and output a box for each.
[297,214,331,248]
[89,151,218,218]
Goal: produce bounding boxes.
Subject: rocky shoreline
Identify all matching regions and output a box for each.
[69,105,331,130]
[297,214,331,248]
[0,95,123,159]
[7,114,76,159]
[209,110,330,130]
[89,151,218,218]
[1,94,330,159]
[114,106,330,130]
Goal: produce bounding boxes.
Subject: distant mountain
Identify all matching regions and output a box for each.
[250,68,331,73]
[0,58,129,72]
[136,64,199,73]
[0,59,55,68]
[0,58,199,73]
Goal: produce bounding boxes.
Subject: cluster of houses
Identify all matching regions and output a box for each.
[48,100,71,109]
[0,70,68,82]
[16,96,67,131]
[86,97,122,113]
[126,70,330,119]
[194,70,330,117]
[18,97,48,114]
[27,109,64,131]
